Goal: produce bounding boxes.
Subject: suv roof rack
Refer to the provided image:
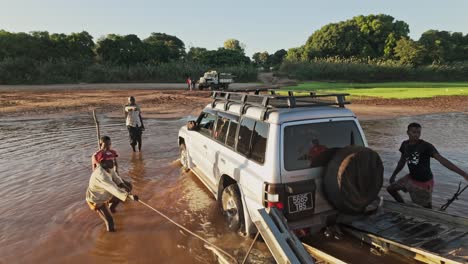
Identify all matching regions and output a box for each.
[211,90,350,120]
[227,87,276,94]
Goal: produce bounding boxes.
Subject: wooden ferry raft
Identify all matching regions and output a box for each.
[341,200,467,264]
[255,201,467,264]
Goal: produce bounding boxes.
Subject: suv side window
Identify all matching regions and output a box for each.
[237,118,255,156]
[198,112,216,137]
[225,120,238,148]
[250,121,269,163]
[214,117,229,143]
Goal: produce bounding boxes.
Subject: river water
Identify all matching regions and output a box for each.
[0,112,466,263]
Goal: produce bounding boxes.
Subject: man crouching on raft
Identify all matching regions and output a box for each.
[86,139,139,232]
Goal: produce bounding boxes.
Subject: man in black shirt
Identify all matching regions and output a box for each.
[387,122,468,208]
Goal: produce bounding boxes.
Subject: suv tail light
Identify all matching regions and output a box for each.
[264,183,285,210]
[267,201,284,209]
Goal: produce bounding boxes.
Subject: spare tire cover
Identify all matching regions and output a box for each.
[323,146,383,214]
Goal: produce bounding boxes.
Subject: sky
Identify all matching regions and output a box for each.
[1,0,467,57]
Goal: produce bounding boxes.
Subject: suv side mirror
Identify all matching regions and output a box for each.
[187,121,198,131]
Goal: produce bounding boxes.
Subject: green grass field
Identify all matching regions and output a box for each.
[282,82,468,99]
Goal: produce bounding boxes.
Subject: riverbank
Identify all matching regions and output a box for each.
[0,84,466,120]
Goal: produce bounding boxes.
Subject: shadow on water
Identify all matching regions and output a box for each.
[0,112,466,263]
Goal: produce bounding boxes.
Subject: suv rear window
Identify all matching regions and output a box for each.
[284,120,364,171]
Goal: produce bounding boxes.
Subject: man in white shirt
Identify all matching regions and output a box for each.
[86,158,139,232]
[124,96,145,152]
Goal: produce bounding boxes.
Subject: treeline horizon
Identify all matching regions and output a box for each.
[1,13,467,84]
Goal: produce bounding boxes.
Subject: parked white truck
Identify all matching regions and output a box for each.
[198,71,234,91]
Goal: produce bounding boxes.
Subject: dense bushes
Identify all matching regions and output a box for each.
[279,58,468,82]
[0,30,257,84]
[0,59,258,84]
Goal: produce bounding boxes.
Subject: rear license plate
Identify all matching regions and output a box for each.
[288,192,313,213]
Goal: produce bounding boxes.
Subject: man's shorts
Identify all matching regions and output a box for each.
[392,174,434,208]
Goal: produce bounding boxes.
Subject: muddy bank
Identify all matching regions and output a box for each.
[1,85,466,263]
[0,86,467,120]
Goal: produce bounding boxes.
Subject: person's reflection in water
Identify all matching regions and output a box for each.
[129,152,146,179]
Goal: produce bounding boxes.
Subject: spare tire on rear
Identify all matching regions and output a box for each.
[323,146,383,214]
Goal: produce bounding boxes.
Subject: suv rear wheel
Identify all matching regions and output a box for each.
[221,184,244,232]
[179,143,189,172]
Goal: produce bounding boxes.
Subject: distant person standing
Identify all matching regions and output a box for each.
[186,77,192,90]
[124,96,145,152]
[191,77,196,90]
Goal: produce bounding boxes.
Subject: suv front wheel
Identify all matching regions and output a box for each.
[221,184,244,232]
[179,143,189,172]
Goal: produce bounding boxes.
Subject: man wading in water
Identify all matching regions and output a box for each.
[86,136,139,232]
[387,122,468,209]
[124,96,145,152]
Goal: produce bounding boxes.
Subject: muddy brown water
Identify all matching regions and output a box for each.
[0,112,466,263]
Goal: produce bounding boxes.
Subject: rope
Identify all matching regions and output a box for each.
[137,199,238,264]
[241,232,259,264]
[440,182,468,211]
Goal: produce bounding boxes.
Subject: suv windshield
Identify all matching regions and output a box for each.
[284,120,364,171]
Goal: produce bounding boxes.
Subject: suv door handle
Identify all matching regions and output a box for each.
[203,145,207,149]
[220,158,225,163]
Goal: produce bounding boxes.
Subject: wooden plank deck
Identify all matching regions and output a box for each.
[342,200,468,264]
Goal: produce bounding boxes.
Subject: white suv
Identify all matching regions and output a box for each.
[178,91,383,235]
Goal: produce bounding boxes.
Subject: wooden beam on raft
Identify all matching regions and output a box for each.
[301,243,347,264]
[255,208,316,264]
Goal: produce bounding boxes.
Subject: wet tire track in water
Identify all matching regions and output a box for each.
[0,112,466,263]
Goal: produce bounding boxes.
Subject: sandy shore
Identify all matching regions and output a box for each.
[0,83,466,120]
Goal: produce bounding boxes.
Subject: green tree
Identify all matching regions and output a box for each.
[304,14,409,59]
[419,30,451,63]
[223,39,244,52]
[394,38,425,65]
[418,30,467,63]
[0,30,35,60]
[96,34,148,65]
[187,47,208,62]
[252,51,270,67]
[284,47,306,62]
[252,52,261,65]
[144,33,185,61]
[198,48,250,67]
[259,52,270,66]
[269,49,287,66]
[66,31,95,61]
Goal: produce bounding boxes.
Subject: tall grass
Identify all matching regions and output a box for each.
[0,58,258,84]
[279,57,468,82]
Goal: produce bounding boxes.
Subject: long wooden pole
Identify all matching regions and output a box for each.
[92,110,101,149]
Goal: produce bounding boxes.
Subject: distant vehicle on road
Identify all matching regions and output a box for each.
[198,71,234,91]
